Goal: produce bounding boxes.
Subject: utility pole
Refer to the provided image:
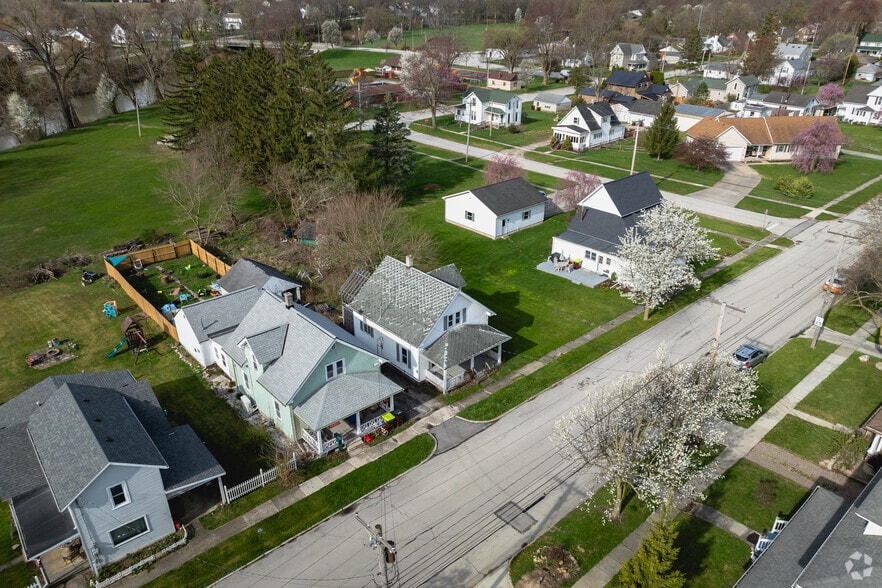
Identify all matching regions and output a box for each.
[630,126,640,175]
[812,237,846,348]
[355,513,396,588]
[708,298,745,364]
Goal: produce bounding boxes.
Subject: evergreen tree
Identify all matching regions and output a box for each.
[619,517,685,588]
[367,96,414,191]
[162,46,206,149]
[689,81,710,105]
[644,100,679,160]
[683,27,703,65]
[743,12,779,80]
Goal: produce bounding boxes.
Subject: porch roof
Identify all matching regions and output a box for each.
[486,106,506,115]
[293,372,403,430]
[424,323,511,369]
[154,425,226,496]
[11,484,77,560]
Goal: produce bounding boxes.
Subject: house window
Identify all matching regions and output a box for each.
[397,344,410,367]
[242,371,250,390]
[216,346,226,368]
[108,482,130,509]
[593,132,602,139]
[325,359,345,380]
[274,400,282,420]
[573,117,580,125]
[598,255,604,264]
[776,144,791,152]
[445,309,466,330]
[606,257,611,265]
[590,252,597,261]
[465,211,475,221]
[109,516,149,547]
[360,320,374,337]
[522,210,531,221]
[251,352,258,371]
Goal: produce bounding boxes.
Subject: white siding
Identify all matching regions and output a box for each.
[444,192,497,237]
[579,186,618,215]
[174,313,213,368]
[551,236,622,275]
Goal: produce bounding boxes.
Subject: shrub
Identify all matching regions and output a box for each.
[774,175,814,199]
[562,137,573,151]
[507,124,521,134]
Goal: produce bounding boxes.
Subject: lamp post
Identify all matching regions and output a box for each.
[465,96,476,162]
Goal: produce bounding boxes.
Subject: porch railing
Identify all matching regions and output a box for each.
[358,415,386,436]
[302,432,338,455]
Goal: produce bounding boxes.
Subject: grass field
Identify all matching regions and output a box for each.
[0,106,186,281]
[319,48,396,71]
[370,23,519,52]
[764,414,867,466]
[702,460,809,533]
[824,296,876,335]
[840,122,882,156]
[827,178,882,214]
[748,154,882,206]
[735,196,810,218]
[670,515,751,587]
[797,352,882,428]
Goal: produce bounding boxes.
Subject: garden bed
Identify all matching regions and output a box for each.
[123,256,219,311]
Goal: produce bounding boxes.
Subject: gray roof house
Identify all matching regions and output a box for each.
[443,177,547,239]
[609,43,656,71]
[0,372,224,577]
[218,290,403,454]
[752,91,820,116]
[532,91,572,113]
[341,256,510,392]
[552,102,626,151]
[736,468,882,587]
[217,257,302,299]
[551,171,662,277]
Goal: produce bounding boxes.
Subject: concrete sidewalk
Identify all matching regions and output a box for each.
[573,318,880,588]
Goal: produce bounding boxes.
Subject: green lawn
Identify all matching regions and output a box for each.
[749,154,882,206]
[696,215,769,241]
[0,271,272,483]
[824,297,876,335]
[370,23,520,52]
[839,122,882,156]
[702,460,810,533]
[0,503,18,565]
[764,415,867,466]
[0,563,37,587]
[670,515,751,588]
[736,196,810,218]
[508,487,651,587]
[412,110,560,148]
[319,48,396,70]
[827,178,882,214]
[145,435,434,588]
[739,338,838,426]
[797,352,882,428]
[0,106,187,282]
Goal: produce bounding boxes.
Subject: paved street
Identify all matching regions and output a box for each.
[214,211,866,587]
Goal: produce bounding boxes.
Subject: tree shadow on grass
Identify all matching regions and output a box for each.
[153,376,273,484]
[475,289,537,355]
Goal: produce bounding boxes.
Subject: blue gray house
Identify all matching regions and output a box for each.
[0,371,224,576]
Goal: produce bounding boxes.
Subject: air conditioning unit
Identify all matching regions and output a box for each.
[240,395,257,415]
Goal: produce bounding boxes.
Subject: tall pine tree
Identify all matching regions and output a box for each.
[644,100,679,160]
[742,12,779,81]
[619,516,685,588]
[162,46,206,149]
[683,28,703,65]
[367,95,414,191]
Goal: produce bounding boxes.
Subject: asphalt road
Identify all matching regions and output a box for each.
[213,212,865,587]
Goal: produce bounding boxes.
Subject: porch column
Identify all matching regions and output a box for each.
[469,356,475,370]
[387,395,394,412]
[442,366,448,393]
[218,477,226,505]
[356,411,362,434]
[315,430,323,455]
[496,343,503,364]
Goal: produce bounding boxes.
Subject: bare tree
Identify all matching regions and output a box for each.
[844,197,882,329]
[483,26,530,73]
[0,0,92,129]
[399,50,446,128]
[234,0,264,42]
[314,189,435,281]
[191,123,246,227]
[157,151,225,245]
[263,162,345,230]
[527,0,574,85]
[257,3,303,46]
[423,35,464,72]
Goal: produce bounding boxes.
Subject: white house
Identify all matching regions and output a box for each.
[341,256,510,393]
[223,13,244,31]
[111,24,127,46]
[763,43,811,86]
[443,177,546,239]
[609,43,656,70]
[454,87,522,128]
[857,34,882,58]
[659,45,682,65]
[686,115,842,161]
[0,372,224,578]
[612,100,661,126]
[838,84,882,125]
[749,91,820,116]
[532,91,572,113]
[703,35,726,54]
[551,102,625,151]
[551,172,663,277]
[703,61,739,79]
[855,64,882,82]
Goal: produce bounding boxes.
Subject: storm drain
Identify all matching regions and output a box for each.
[494,501,537,533]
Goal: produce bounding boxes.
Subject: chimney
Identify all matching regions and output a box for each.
[283,291,294,308]
[405,255,413,268]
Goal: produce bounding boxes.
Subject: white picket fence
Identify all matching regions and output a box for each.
[222,457,297,504]
[90,526,188,588]
[25,576,45,588]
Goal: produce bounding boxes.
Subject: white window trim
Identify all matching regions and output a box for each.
[274,400,282,420]
[360,320,374,337]
[107,481,131,509]
[109,516,150,547]
[325,358,345,380]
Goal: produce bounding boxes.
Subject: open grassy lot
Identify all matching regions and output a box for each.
[797,352,882,428]
[0,271,271,483]
[508,487,651,587]
[764,414,867,465]
[702,460,810,533]
[748,154,882,206]
[824,296,876,335]
[735,196,810,218]
[0,106,186,281]
[319,48,396,70]
[827,178,882,214]
[739,338,838,427]
[370,23,519,51]
[839,122,882,156]
[145,435,434,588]
[412,110,561,148]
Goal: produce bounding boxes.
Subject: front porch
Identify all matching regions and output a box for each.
[425,349,502,392]
[300,398,398,455]
[37,538,89,585]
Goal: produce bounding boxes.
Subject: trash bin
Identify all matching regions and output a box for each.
[573,259,582,270]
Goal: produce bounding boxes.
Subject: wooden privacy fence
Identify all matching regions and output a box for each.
[222,458,298,504]
[103,239,231,343]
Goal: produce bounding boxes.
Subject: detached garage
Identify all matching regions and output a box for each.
[443,177,547,239]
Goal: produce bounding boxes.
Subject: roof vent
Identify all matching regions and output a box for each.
[94,417,102,423]
[105,437,113,443]
[405,255,413,268]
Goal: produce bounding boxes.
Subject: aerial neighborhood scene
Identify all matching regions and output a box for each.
[4,0,882,586]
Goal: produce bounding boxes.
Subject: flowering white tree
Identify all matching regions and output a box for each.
[320,20,341,47]
[617,203,718,320]
[364,29,380,45]
[386,25,403,47]
[553,349,757,522]
[399,50,445,128]
[6,92,41,141]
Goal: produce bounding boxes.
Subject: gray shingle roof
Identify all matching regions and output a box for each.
[534,91,571,104]
[174,286,262,343]
[11,485,77,559]
[763,91,817,108]
[468,177,546,215]
[423,324,511,368]
[28,383,167,510]
[293,372,403,430]
[675,103,728,118]
[427,264,467,288]
[606,70,649,88]
[734,487,849,587]
[245,324,288,365]
[603,171,663,216]
[628,100,662,116]
[154,425,226,494]
[843,84,875,105]
[556,208,636,255]
[347,256,468,347]
[217,258,301,296]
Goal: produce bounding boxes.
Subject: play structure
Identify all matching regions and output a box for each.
[103,300,117,318]
[107,316,149,363]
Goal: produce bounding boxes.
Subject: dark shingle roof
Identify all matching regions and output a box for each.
[154,425,226,494]
[556,208,636,255]
[427,264,467,288]
[468,177,546,215]
[843,84,875,105]
[606,70,649,88]
[217,258,301,296]
[628,100,662,116]
[423,323,511,368]
[603,171,663,216]
[763,91,817,108]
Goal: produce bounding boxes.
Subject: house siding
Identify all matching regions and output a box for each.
[174,317,213,368]
[444,193,496,237]
[551,236,622,275]
[71,465,174,567]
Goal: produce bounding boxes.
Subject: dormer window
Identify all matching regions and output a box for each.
[444,309,466,330]
[251,352,258,371]
[325,359,345,380]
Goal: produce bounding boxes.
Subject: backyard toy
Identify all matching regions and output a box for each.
[81,271,97,286]
[107,317,149,362]
[103,301,117,318]
[107,337,127,358]
[26,353,44,367]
